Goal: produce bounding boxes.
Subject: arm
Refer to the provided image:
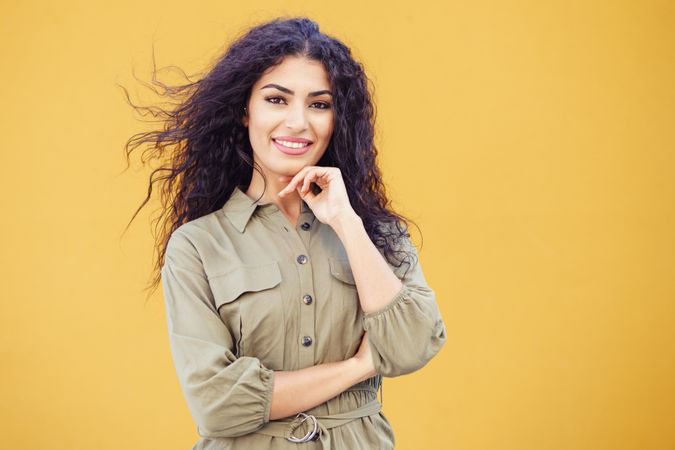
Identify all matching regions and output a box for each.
[332,214,447,377]
[270,332,375,420]
[331,214,405,315]
[278,167,445,378]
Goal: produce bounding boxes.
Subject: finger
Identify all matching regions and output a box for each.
[278,174,302,197]
[301,168,329,193]
[278,176,296,196]
[300,185,317,203]
[301,170,321,194]
[279,166,312,196]
[312,168,331,189]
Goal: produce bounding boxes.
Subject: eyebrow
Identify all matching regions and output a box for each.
[260,83,333,97]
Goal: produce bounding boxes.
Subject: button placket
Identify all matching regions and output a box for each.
[296,209,314,250]
[283,212,316,368]
[273,206,317,368]
[296,248,316,366]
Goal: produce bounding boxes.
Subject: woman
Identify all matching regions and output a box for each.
[124,16,446,450]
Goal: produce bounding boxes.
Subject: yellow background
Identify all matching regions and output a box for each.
[1,1,674,449]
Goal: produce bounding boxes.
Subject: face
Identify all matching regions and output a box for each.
[242,55,335,180]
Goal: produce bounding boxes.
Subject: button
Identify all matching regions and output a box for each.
[301,336,313,346]
[296,254,308,264]
[302,294,313,305]
[301,222,310,230]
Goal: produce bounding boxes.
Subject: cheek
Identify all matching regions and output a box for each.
[317,114,335,140]
[247,105,278,137]
[248,123,276,150]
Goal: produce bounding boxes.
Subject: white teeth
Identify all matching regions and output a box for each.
[274,139,310,149]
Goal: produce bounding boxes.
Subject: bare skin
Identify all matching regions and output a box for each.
[269,330,376,420]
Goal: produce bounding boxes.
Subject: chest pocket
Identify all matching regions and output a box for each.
[210,262,282,307]
[328,256,413,311]
[329,257,358,313]
[208,261,284,363]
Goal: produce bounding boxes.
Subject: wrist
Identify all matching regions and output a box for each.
[348,355,377,383]
[330,210,362,238]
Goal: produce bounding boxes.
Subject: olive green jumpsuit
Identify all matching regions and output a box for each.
[160,185,447,449]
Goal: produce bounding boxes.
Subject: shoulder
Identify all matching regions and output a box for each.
[166,213,213,249]
[165,207,258,279]
[164,209,234,267]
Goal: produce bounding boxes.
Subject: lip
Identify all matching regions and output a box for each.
[273,138,313,155]
[273,136,314,143]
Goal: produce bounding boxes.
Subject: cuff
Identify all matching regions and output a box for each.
[260,364,275,424]
[362,284,411,323]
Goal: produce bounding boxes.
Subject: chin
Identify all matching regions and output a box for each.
[276,158,312,173]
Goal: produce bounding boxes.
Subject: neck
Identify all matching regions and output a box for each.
[245,171,302,218]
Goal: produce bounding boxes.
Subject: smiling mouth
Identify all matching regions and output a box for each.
[272,138,313,156]
[272,138,312,149]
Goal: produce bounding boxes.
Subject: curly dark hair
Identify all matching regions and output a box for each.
[120,16,422,299]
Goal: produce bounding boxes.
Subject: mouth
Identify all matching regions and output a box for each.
[272,138,314,155]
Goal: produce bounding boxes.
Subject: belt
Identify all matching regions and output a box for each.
[254,390,382,449]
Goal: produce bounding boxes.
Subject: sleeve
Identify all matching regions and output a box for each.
[362,233,447,377]
[160,228,275,438]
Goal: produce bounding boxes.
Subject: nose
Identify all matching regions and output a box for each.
[285,103,308,131]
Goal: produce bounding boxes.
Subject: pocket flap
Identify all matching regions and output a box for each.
[329,257,356,285]
[209,261,282,307]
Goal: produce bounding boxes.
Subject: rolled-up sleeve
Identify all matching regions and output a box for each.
[160,228,275,438]
[362,234,447,377]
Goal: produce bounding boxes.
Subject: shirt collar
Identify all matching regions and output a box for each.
[222,185,312,233]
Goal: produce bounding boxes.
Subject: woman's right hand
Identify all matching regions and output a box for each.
[352,330,377,380]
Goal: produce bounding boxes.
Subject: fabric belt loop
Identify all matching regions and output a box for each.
[255,397,382,449]
[286,412,319,443]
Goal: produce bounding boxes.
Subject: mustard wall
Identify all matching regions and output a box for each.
[1,1,673,449]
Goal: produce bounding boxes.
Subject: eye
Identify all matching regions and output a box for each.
[311,102,332,110]
[265,96,287,105]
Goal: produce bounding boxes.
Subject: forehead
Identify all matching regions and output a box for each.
[252,55,331,92]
